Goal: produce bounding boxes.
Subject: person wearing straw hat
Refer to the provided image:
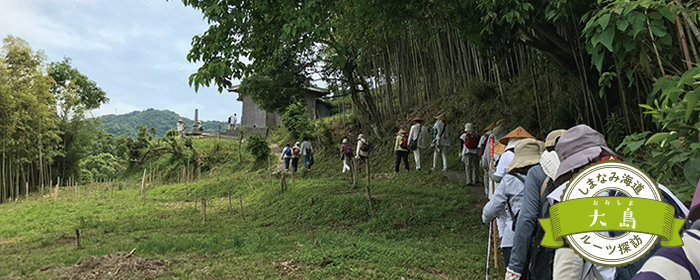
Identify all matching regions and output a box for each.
[394,129,410,173]
[177,119,186,139]
[505,129,565,280]
[408,117,427,170]
[431,114,451,171]
[546,125,690,280]
[632,166,700,280]
[491,126,535,183]
[483,138,545,268]
[460,123,480,185]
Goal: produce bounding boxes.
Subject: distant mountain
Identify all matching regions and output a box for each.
[99,108,230,138]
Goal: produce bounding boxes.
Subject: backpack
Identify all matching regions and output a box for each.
[409,126,422,150]
[400,135,408,149]
[284,147,292,156]
[292,147,300,157]
[360,140,370,152]
[464,132,478,149]
[506,173,526,232]
[343,144,352,155]
[607,188,691,280]
[479,135,488,156]
[528,177,557,280]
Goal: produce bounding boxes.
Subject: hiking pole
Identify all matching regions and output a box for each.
[489,136,498,268]
[486,218,492,280]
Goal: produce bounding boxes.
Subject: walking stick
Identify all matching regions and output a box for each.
[486,217,492,280]
[489,136,498,268]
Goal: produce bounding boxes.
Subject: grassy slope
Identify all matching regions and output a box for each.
[0,137,500,279]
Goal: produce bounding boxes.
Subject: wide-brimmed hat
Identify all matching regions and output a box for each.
[464,123,474,132]
[554,125,617,181]
[295,142,300,146]
[545,129,566,148]
[342,139,348,144]
[358,134,365,140]
[435,114,448,122]
[485,119,504,131]
[197,121,202,124]
[498,126,535,145]
[492,125,505,139]
[507,139,545,173]
[493,141,506,155]
[411,117,423,125]
[397,129,407,135]
[178,119,183,122]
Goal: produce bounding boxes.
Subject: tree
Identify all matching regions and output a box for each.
[0,36,61,202]
[48,58,109,182]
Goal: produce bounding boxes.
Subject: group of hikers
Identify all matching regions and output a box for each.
[323,114,700,280]
[280,138,315,172]
[473,122,700,280]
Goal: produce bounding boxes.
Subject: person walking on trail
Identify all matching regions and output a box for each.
[280,143,293,171]
[228,113,237,130]
[177,119,186,138]
[481,121,504,196]
[505,129,564,280]
[301,138,313,170]
[546,125,689,280]
[460,123,479,185]
[291,142,301,172]
[341,138,352,173]
[431,114,450,171]
[394,129,410,173]
[632,173,700,280]
[490,126,535,258]
[356,134,370,173]
[408,117,427,171]
[483,138,545,270]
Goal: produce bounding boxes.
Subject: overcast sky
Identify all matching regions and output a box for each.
[0,0,242,122]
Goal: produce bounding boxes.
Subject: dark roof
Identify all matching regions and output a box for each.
[227,85,329,97]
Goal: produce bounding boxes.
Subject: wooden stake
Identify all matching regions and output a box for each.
[201,198,206,225]
[141,169,147,206]
[281,173,286,193]
[364,158,375,216]
[228,193,233,214]
[239,195,244,219]
[25,182,28,200]
[76,229,81,248]
[194,192,197,209]
[55,177,60,202]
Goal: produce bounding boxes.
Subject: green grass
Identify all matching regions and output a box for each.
[0,138,502,279]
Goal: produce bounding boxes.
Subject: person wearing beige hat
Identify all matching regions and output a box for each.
[177,119,186,140]
[394,129,410,173]
[483,138,545,270]
[408,117,427,170]
[431,114,450,171]
[460,123,479,185]
[505,129,565,280]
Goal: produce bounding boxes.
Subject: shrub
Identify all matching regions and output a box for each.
[283,103,314,139]
[246,134,271,161]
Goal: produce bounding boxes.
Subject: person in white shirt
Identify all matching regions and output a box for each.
[228,113,237,130]
[408,117,427,170]
[177,119,185,138]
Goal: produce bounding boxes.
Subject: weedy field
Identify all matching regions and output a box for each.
[0,138,502,279]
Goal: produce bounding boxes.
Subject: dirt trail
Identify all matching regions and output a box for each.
[442,170,488,205]
[269,143,287,174]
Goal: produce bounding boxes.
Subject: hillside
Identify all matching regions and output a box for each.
[0,136,496,279]
[99,108,229,138]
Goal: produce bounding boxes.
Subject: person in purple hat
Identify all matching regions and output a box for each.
[547,125,689,280]
[631,133,700,280]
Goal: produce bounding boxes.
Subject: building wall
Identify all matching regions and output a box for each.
[240,96,268,129]
[316,102,332,118]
